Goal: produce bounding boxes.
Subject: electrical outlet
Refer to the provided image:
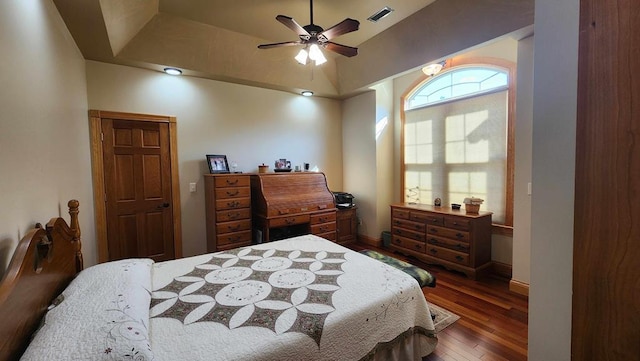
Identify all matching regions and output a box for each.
[189,182,197,193]
[357,217,362,225]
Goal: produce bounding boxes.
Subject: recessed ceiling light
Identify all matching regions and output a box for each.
[301,91,314,97]
[164,67,182,75]
[367,6,394,22]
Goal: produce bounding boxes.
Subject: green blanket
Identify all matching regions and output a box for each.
[359,250,436,288]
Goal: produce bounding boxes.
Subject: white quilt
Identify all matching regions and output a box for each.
[21,235,436,361]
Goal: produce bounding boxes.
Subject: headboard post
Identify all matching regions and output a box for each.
[67,199,83,272]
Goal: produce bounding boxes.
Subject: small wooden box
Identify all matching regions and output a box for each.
[465,203,480,214]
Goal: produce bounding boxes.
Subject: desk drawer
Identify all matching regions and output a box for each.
[270,214,310,228]
[310,211,336,224]
[311,221,336,234]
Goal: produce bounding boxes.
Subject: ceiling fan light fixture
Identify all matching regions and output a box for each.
[295,48,309,65]
[308,44,327,65]
[301,91,314,97]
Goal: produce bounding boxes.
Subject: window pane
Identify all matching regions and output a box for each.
[406,66,508,110]
[404,86,508,224]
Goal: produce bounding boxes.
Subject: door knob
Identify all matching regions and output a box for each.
[157,202,170,209]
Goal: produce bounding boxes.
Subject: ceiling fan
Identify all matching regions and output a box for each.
[257,0,360,65]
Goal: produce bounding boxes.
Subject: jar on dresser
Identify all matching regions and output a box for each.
[390,203,492,279]
[204,174,252,252]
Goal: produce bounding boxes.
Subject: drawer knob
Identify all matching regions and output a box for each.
[226,190,239,196]
[285,218,295,225]
[227,201,240,208]
[430,228,438,233]
[456,233,464,238]
[429,248,438,254]
[414,244,422,250]
[226,179,238,185]
[455,255,464,261]
[430,238,439,245]
[228,225,240,231]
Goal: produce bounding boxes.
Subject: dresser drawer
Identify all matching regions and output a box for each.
[427,235,470,253]
[391,235,426,253]
[311,221,336,234]
[444,216,470,231]
[426,245,469,266]
[426,225,470,242]
[216,219,252,235]
[270,214,310,227]
[410,212,444,226]
[392,208,410,220]
[216,208,251,222]
[392,227,425,241]
[215,197,251,211]
[392,218,425,232]
[310,211,336,224]
[215,187,251,199]
[216,230,252,247]
[214,176,250,188]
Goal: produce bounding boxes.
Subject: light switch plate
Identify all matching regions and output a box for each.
[189,182,197,193]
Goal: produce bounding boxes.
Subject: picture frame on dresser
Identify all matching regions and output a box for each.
[206,154,230,174]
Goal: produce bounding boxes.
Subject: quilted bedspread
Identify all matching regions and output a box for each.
[21,235,436,361]
[149,235,436,360]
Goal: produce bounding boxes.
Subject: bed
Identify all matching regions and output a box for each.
[0,200,437,361]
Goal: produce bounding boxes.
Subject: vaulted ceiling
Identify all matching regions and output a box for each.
[53,0,534,98]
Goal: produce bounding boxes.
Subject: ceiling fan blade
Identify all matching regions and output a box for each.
[318,18,360,42]
[325,42,358,57]
[276,15,311,38]
[258,41,302,49]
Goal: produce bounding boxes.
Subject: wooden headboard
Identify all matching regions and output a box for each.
[0,200,83,361]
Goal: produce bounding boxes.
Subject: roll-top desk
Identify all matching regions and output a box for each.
[251,172,337,243]
[390,203,492,279]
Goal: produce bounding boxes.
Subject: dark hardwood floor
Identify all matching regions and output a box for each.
[348,243,529,361]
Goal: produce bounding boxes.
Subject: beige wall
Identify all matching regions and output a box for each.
[85,61,343,257]
[0,0,95,274]
[529,0,578,359]
[513,36,534,284]
[341,92,377,239]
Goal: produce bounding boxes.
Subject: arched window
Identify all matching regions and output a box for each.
[402,62,514,226]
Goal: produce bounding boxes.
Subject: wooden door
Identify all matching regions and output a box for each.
[101,119,175,261]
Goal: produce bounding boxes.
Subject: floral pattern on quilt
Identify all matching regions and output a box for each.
[150,247,347,346]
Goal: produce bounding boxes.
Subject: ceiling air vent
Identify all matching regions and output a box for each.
[367,6,394,22]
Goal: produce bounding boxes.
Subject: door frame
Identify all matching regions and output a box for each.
[89,110,183,262]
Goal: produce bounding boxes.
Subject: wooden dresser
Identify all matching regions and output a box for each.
[390,203,492,279]
[251,172,337,243]
[204,174,252,252]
